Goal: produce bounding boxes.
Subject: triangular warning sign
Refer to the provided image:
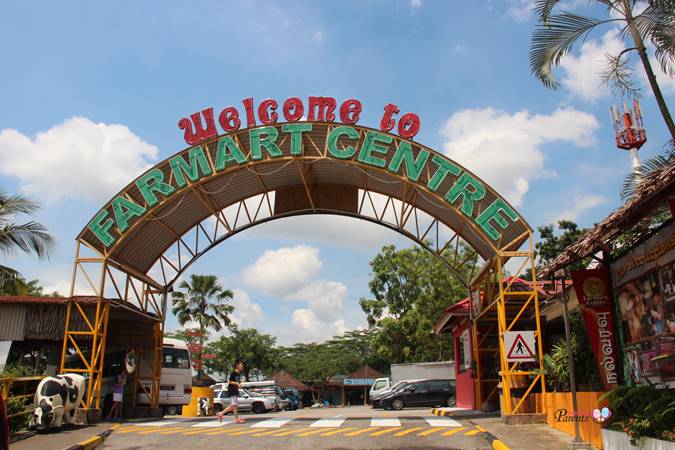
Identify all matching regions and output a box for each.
[507,333,535,360]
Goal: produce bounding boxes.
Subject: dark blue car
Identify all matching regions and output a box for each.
[283,388,303,410]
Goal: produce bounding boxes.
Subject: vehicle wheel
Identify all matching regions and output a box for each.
[445,396,456,407]
[391,398,405,410]
[164,406,178,416]
[214,404,223,413]
[252,402,265,414]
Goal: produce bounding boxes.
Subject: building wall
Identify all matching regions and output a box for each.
[0,305,26,340]
[453,319,475,409]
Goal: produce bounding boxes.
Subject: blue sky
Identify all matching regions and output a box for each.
[1,0,673,345]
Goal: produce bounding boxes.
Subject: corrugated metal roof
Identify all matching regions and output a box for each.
[0,304,26,340]
[77,122,531,285]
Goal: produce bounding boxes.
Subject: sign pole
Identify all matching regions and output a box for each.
[555,269,589,449]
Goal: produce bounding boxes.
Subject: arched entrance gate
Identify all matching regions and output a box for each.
[60,119,546,418]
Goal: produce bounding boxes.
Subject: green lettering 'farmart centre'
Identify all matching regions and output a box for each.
[88,123,520,249]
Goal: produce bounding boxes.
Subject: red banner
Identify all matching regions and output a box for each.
[571,268,620,390]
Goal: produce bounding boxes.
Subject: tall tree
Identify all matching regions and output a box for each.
[359,244,477,363]
[171,274,234,378]
[534,220,588,271]
[0,193,54,293]
[529,0,675,141]
[204,326,277,380]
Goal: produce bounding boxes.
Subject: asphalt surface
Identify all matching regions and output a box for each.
[101,414,494,449]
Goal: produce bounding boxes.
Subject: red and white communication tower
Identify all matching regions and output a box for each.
[610,99,647,171]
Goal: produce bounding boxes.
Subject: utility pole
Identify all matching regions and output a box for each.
[554,268,590,450]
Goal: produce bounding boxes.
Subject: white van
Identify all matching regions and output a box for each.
[135,338,193,415]
[369,377,390,398]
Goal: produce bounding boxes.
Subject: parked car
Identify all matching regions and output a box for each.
[241,381,291,411]
[378,379,456,410]
[283,388,303,410]
[371,379,425,407]
[213,389,276,414]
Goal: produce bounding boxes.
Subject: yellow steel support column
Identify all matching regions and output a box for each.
[150,321,163,409]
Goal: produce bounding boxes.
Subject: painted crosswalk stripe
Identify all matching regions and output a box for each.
[191,420,234,427]
[231,428,266,436]
[251,429,285,437]
[394,427,425,436]
[138,427,182,435]
[442,427,466,436]
[309,418,346,428]
[418,428,444,436]
[134,420,179,427]
[116,426,147,434]
[205,427,246,435]
[159,428,193,435]
[319,427,356,437]
[271,428,310,437]
[298,428,331,437]
[424,417,462,427]
[369,427,399,437]
[465,429,481,436]
[344,428,373,437]
[371,418,401,427]
[182,428,217,435]
[251,418,293,428]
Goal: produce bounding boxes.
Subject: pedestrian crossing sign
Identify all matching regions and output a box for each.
[504,331,536,362]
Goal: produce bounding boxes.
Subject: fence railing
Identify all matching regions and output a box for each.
[0,376,44,420]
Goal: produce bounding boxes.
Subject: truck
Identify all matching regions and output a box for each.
[369,361,455,399]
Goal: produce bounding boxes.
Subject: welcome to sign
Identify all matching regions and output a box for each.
[86,101,524,256]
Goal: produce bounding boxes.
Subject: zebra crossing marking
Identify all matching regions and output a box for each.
[135,420,179,427]
[270,428,310,437]
[394,427,425,436]
[309,418,346,428]
[251,429,285,437]
[465,429,481,436]
[368,427,399,437]
[344,428,373,437]
[250,418,293,428]
[138,427,181,435]
[191,420,234,427]
[319,427,356,437]
[205,427,246,435]
[417,427,444,436]
[424,416,462,427]
[371,417,401,427]
[442,427,466,436]
[297,428,327,437]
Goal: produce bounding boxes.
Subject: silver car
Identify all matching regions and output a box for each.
[213,389,276,414]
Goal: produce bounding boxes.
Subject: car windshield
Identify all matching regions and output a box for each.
[391,381,408,391]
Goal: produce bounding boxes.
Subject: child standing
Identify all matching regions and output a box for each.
[217,360,245,424]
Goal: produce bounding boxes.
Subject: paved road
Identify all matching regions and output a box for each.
[102,415,495,449]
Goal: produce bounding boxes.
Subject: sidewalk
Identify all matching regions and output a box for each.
[10,423,115,450]
[471,416,574,450]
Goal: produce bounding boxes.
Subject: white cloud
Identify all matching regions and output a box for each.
[551,193,605,222]
[454,44,469,53]
[291,309,347,343]
[241,245,322,297]
[505,0,535,21]
[290,280,346,322]
[0,117,158,204]
[311,31,324,43]
[229,288,264,329]
[560,30,625,102]
[410,0,422,11]
[440,107,599,206]
[640,55,675,95]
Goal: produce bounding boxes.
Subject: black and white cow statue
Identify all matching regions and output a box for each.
[197,397,210,416]
[32,374,85,432]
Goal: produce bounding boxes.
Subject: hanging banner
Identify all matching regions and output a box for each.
[571,268,619,389]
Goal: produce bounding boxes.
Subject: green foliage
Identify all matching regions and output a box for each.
[542,311,602,391]
[0,277,62,297]
[1,365,34,434]
[600,382,675,444]
[535,221,587,270]
[171,274,234,377]
[164,328,206,345]
[204,326,277,380]
[359,244,476,363]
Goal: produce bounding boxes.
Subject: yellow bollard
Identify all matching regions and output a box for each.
[181,386,214,417]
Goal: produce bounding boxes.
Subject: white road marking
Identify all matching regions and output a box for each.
[250,418,293,428]
[309,418,346,428]
[424,417,462,427]
[370,417,401,427]
[134,420,180,427]
[191,420,234,427]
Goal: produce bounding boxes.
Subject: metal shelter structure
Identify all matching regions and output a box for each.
[60,121,545,418]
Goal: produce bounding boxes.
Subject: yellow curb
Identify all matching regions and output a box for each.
[492,439,511,450]
[77,435,103,450]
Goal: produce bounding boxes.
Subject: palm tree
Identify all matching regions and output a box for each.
[0,193,54,293]
[529,0,675,141]
[171,274,234,378]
